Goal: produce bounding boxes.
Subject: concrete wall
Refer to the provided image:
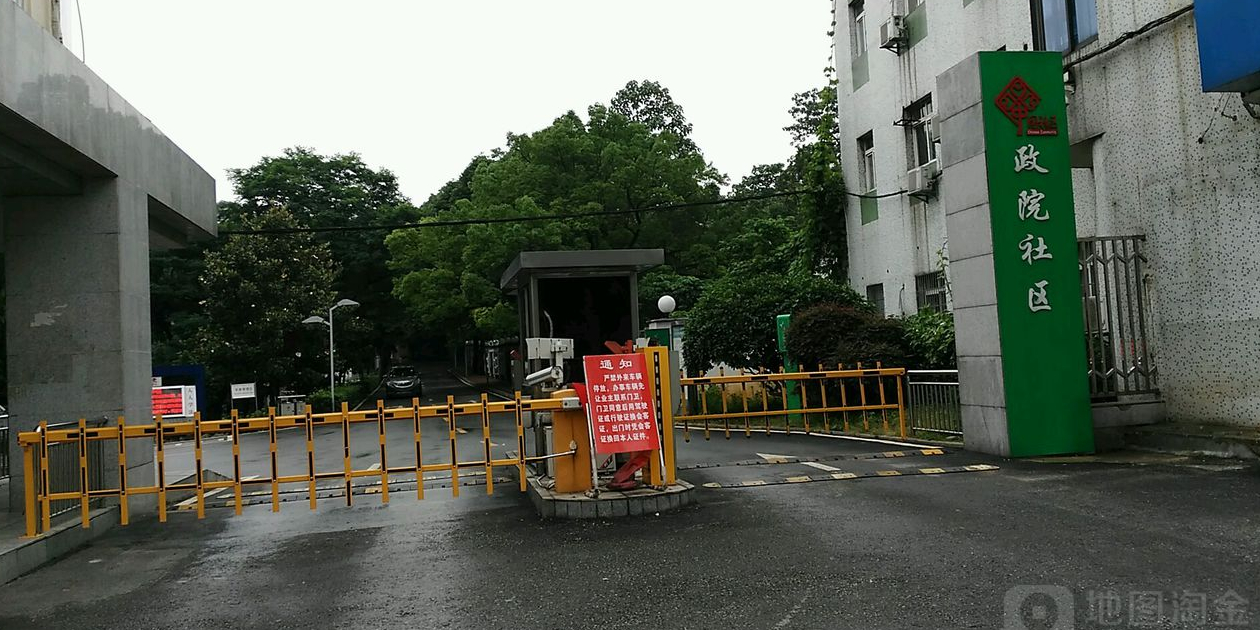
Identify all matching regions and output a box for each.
[1,1,216,511]
[832,0,1034,316]
[833,0,1260,428]
[1064,1,1260,427]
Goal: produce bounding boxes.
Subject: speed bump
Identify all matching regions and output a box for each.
[699,464,999,489]
[679,448,949,471]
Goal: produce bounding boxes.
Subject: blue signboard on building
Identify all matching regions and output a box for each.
[1196,0,1260,94]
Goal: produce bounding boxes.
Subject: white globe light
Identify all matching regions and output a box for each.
[657,295,677,315]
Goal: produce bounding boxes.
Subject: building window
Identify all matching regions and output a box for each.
[904,96,936,170]
[915,271,948,313]
[858,132,876,193]
[850,0,867,58]
[866,283,886,316]
[1032,0,1098,52]
[858,131,879,224]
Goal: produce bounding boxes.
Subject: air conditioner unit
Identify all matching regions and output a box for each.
[879,16,908,52]
[907,159,940,195]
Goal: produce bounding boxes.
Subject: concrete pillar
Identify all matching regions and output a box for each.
[938,52,1094,458]
[5,177,155,511]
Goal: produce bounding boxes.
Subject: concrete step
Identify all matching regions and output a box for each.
[1125,422,1260,460]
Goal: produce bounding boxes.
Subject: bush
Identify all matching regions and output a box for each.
[683,273,866,373]
[786,304,914,369]
[307,377,379,413]
[903,309,957,369]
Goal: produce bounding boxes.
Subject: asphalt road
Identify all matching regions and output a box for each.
[2,373,1258,629]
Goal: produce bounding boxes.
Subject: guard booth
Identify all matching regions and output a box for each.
[499,249,664,389]
[500,249,664,463]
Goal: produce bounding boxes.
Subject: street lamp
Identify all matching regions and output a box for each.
[302,298,359,410]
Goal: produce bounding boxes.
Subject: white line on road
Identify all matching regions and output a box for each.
[802,461,843,472]
[174,475,259,509]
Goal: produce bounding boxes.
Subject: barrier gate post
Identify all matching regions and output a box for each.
[551,389,592,493]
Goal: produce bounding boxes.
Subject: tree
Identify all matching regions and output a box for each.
[388,82,726,347]
[193,208,338,411]
[787,85,848,280]
[611,80,698,155]
[637,266,706,320]
[226,148,420,369]
[682,273,864,373]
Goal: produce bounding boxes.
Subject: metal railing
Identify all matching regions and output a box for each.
[677,364,907,440]
[906,370,961,436]
[28,419,109,522]
[1078,236,1159,400]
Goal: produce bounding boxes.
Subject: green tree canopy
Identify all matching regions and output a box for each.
[388,81,726,345]
[193,207,339,410]
[226,147,420,368]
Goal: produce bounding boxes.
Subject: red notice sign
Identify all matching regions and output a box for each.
[582,353,660,454]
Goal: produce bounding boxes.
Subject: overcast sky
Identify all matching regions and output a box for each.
[73,1,833,204]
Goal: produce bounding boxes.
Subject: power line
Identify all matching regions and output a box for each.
[217,189,793,236]
[218,186,912,236]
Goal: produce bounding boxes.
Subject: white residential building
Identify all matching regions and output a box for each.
[832,0,1260,428]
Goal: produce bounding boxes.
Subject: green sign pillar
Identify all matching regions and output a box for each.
[939,52,1094,457]
[775,314,802,418]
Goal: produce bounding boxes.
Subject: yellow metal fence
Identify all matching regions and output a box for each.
[17,394,572,538]
[678,364,907,441]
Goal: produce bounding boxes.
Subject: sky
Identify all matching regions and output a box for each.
[70,1,833,204]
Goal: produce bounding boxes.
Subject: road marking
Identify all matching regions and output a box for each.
[368,462,382,471]
[456,427,468,435]
[174,475,259,510]
[802,461,842,472]
[755,452,793,463]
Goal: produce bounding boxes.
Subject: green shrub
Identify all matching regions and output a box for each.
[903,309,957,369]
[786,304,914,369]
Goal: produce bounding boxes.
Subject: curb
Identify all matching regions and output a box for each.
[0,506,118,585]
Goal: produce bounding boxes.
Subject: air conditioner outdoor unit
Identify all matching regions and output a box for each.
[879,16,908,52]
[907,160,940,195]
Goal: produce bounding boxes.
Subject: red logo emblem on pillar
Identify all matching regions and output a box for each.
[995,76,1060,137]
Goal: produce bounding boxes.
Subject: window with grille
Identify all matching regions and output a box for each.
[915,271,948,313]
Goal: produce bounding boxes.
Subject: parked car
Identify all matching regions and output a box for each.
[382,366,423,399]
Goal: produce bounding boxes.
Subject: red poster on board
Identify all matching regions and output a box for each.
[582,353,660,454]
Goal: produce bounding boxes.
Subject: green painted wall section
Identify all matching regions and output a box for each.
[978,52,1094,457]
[906,4,928,48]
[852,52,869,90]
[860,196,879,224]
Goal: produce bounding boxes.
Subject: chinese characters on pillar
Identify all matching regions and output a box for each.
[1015,143,1055,313]
[582,353,661,454]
